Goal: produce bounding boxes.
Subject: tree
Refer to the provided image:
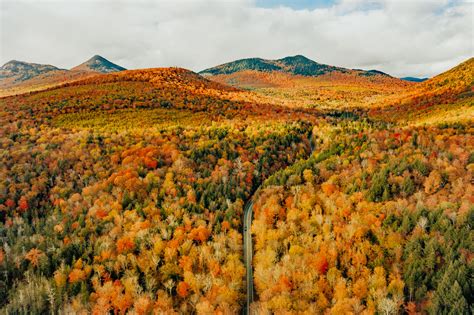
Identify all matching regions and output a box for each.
[433,263,469,314]
[177,281,190,298]
[25,248,43,267]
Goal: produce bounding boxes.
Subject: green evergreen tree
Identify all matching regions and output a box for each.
[447,281,468,315]
[433,263,469,315]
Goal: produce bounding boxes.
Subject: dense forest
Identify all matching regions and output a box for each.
[0,68,317,313]
[252,121,473,313]
[0,58,472,314]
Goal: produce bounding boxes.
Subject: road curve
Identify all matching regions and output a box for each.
[243,131,314,314]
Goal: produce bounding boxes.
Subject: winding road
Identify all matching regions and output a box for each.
[243,132,315,315]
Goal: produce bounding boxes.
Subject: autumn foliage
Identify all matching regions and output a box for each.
[0,60,472,314]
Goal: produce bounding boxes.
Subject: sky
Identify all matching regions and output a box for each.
[0,0,472,78]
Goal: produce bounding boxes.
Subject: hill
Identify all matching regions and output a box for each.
[420,57,473,93]
[200,55,391,78]
[371,57,474,124]
[71,55,126,73]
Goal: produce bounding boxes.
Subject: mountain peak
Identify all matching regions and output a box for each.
[2,60,22,67]
[0,60,60,81]
[1,59,59,70]
[89,55,109,63]
[278,55,314,63]
[71,55,126,73]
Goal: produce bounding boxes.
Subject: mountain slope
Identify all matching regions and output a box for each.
[0,60,61,82]
[371,57,474,124]
[420,57,473,93]
[71,55,126,73]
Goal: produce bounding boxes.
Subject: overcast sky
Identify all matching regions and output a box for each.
[0,0,472,78]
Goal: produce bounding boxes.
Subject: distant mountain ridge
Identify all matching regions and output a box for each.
[71,55,126,73]
[0,60,61,81]
[401,77,428,82]
[0,55,126,96]
[0,55,125,83]
[200,55,391,77]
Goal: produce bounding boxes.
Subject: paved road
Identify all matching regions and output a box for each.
[243,200,254,315]
[243,132,314,315]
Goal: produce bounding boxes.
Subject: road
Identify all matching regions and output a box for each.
[243,200,254,315]
[243,132,314,315]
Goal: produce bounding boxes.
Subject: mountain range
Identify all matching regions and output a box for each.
[0,54,418,91]
[0,54,462,99]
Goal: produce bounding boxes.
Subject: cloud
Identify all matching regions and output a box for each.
[0,0,472,77]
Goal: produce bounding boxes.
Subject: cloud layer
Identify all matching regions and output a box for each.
[1,0,472,77]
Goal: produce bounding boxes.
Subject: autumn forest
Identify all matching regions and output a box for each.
[0,52,473,315]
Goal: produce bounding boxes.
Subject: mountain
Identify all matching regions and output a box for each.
[0,60,61,82]
[351,69,391,77]
[401,77,428,82]
[71,55,126,73]
[200,55,391,78]
[200,55,347,77]
[0,55,126,97]
[199,55,409,109]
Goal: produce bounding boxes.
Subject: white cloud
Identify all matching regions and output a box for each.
[0,0,472,77]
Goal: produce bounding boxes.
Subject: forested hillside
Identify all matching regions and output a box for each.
[370,57,474,125]
[202,57,413,111]
[0,68,317,313]
[251,121,473,313]
[0,58,472,314]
